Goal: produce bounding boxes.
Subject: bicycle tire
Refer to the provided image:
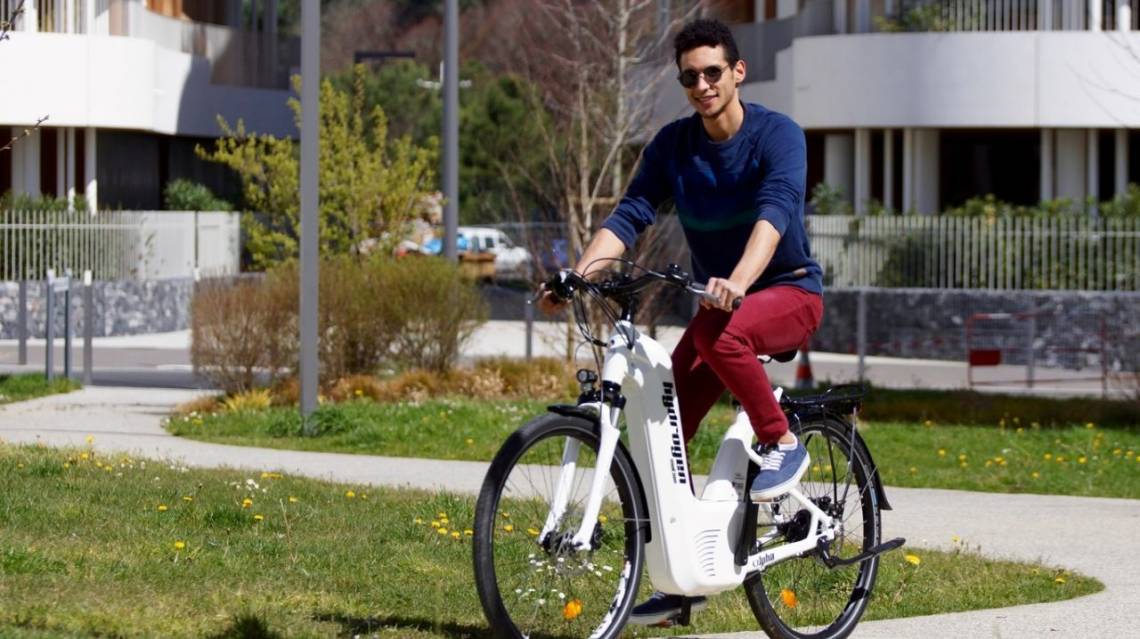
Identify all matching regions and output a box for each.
[743,416,883,639]
[473,413,647,639]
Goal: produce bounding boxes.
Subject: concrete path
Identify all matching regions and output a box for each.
[1,387,1137,638]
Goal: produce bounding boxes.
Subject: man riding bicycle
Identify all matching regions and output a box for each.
[538,18,824,625]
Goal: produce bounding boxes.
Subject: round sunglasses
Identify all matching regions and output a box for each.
[677,64,731,89]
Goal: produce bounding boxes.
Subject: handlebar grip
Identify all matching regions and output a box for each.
[731,297,743,311]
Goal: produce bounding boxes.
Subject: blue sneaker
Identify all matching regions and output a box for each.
[750,435,810,501]
[628,591,708,626]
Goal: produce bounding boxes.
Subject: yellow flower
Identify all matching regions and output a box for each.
[345,490,356,499]
[780,588,798,608]
[1113,448,1122,456]
[438,528,449,535]
[431,520,441,528]
[242,498,253,508]
[63,463,70,469]
[465,438,474,445]
[464,529,473,536]
[440,518,449,525]
[1031,471,1040,479]
[958,454,967,462]
[1127,451,1135,458]
[503,524,514,533]
[1077,456,1087,464]
[1054,575,1066,584]
[85,435,94,444]
[182,496,193,502]
[985,460,993,468]
[937,449,947,457]
[253,514,264,522]
[80,452,89,460]
[414,517,424,525]
[157,504,168,512]
[354,389,363,397]
[563,598,583,620]
[909,467,917,475]
[951,535,961,543]
[173,541,186,550]
[501,512,511,519]
[450,531,461,540]
[598,515,608,523]
[1043,453,1052,460]
[904,554,921,566]
[527,527,541,536]
[288,496,298,503]
[959,461,968,468]
[438,512,447,518]
[923,420,933,428]
[1085,422,1095,429]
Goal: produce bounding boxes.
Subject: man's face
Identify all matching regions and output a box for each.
[678,45,744,120]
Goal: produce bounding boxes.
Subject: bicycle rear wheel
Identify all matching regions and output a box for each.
[744,416,883,639]
[473,413,646,639]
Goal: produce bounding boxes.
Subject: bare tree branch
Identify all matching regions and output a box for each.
[0,115,48,154]
[0,0,26,42]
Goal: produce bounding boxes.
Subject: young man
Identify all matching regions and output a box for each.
[539,18,823,625]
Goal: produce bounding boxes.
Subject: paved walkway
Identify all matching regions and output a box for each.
[1,387,1137,638]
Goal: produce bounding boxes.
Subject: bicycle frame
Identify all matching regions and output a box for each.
[540,319,838,597]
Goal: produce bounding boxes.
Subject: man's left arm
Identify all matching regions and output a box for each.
[704,118,807,311]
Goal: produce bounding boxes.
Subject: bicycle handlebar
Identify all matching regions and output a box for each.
[542,263,743,312]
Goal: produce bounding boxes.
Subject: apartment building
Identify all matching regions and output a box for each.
[659,0,1140,213]
[0,0,297,210]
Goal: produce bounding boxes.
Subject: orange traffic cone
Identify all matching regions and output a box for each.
[795,348,814,390]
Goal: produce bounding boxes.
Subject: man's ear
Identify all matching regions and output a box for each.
[734,59,747,87]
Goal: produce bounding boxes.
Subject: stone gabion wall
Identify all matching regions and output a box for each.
[0,278,196,339]
[811,288,1140,372]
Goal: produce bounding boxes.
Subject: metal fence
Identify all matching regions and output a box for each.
[810,215,1140,291]
[0,210,241,281]
[883,0,1138,32]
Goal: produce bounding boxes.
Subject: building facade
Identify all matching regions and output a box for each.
[659,0,1140,214]
[0,0,297,210]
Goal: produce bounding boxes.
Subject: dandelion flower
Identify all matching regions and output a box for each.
[288,496,298,503]
[1044,453,1052,460]
[1031,471,1040,479]
[183,496,193,502]
[440,518,449,525]
[173,541,186,550]
[431,520,441,528]
[503,524,514,533]
[937,449,947,457]
[563,598,583,620]
[465,438,474,446]
[501,512,511,519]
[951,535,961,543]
[909,467,917,474]
[451,531,461,540]
[1085,422,1095,429]
[923,420,933,428]
[157,504,168,512]
[1077,456,1087,464]
[1054,576,1066,584]
[438,512,447,518]
[354,389,363,397]
[464,529,473,536]
[85,435,95,444]
[242,498,253,509]
[904,554,921,566]
[780,589,798,608]
[80,452,89,460]
[528,528,541,537]
[959,461,968,468]
[598,515,608,523]
[253,514,264,522]
[345,490,356,499]
[414,517,424,525]
[958,454,967,462]
[438,528,449,535]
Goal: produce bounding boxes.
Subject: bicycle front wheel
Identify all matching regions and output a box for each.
[744,416,883,639]
[473,413,646,639]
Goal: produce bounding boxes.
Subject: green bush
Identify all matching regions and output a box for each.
[162,179,232,211]
[1,192,89,212]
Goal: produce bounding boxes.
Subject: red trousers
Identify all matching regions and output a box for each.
[672,285,823,445]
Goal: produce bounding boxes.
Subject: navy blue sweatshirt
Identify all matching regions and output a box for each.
[602,102,822,295]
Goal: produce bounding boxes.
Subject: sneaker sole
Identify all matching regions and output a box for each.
[749,452,811,502]
[628,599,709,626]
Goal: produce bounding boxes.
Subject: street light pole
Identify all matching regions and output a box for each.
[299,0,320,426]
[443,0,459,261]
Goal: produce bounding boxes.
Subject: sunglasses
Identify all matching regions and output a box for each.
[677,64,731,88]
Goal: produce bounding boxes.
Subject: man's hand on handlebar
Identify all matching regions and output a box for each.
[536,287,568,315]
[701,277,746,312]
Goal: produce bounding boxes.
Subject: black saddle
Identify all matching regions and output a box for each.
[767,350,798,363]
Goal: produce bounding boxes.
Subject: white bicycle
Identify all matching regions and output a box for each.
[473,263,903,639]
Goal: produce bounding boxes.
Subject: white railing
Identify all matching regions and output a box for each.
[868,0,1138,32]
[809,215,1140,291]
[0,210,240,281]
[1,0,87,34]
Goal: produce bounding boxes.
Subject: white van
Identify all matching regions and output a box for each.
[458,226,533,280]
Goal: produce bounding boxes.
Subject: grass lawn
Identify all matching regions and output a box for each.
[0,443,1101,638]
[168,398,1140,499]
[0,373,80,406]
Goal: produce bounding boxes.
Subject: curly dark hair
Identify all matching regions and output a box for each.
[673,18,740,68]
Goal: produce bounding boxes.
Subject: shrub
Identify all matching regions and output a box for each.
[189,277,295,393]
[222,389,274,413]
[190,256,486,391]
[162,179,233,211]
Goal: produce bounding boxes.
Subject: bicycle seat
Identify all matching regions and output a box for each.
[767,350,797,363]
